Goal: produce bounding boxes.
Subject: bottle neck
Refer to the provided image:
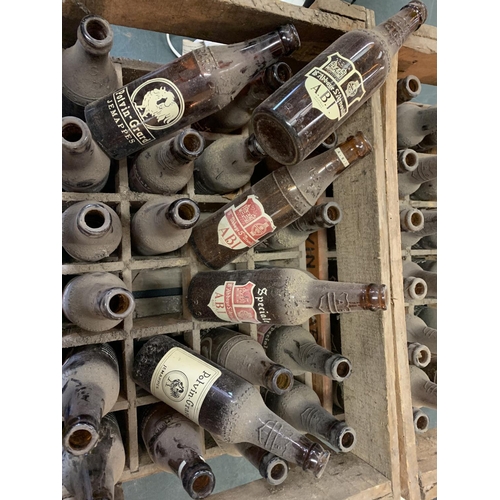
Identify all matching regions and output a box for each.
[291,201,342,233]
[157,129,205,170]
[179,458,216,499]
[77,15,114,56]
[76,203,112,238]
[97,287,135,321]
[397,148,419,173]
[62,117,93,162]
[407,341,431,368]
[410,366,437,409]
[296,342,352,382]
[396,75,422,105]
[164,198,201,230]
[410,153,437,183]
[400,208,424,233]
[236,443,289,485]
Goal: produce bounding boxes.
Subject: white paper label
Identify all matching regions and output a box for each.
[150,347,221,424]
[334,148,349,167]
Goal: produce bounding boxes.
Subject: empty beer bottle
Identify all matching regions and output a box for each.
[398,153,437,198]
[409,365,437,410]
[141,403,215,499]
[397,102,437,149]
[400,209,437,248]
[62,201,122,262]
[62,343,120,456]
[187,267,386,326]
[189,132,372,270]
[403,260,437,299]
[412,407,430,434]
[84,25,301,160]
[132,335,331,478]
[400,207,424,235]
[200,327,293,395]
[396,75,422,105]
[129,128,205,194]
[406,313,437,354]
[407,342,431,368]
[252,1,428,165]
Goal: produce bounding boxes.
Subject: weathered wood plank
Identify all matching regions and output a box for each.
[416,428,437,500]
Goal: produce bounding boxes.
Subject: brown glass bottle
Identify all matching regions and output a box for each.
[195,62,293,134]
[187,267,386,326]
[251,1,428,165]
[132,335,330,478]
[189,132,372,270]
[84,25,300,160]
[200,327,293,395]
[141,403,215,499]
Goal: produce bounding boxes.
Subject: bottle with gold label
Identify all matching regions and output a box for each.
[189,132,372,270]
[84,25,300,160]
[132,335,331,478]
[187,267,386,326]
[140,403,215,499]
[251,1,428,165]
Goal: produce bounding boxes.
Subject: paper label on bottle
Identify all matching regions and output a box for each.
[334,148,350,167]
[150,347,221,424]
[208,281,271,324]
[217,195,276,249]
[305,53,365,121]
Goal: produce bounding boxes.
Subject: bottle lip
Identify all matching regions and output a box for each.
[167,198,201,229]
[260,455,289,485]
[408,342,431,368]
[329,356,352,382]
[78,15,114,55]
[63,417,100,456]
[333,424,357,453]
[402,1,428,30]
[265,62,293,91]
[265,365,294,395]
[62,116,91,152]
[181,463,216,499]
[277,23,301,56]
[413,407,430,433]
[304,443,330,479]
[320,201,343,226]
[99,287,135,320]
[175,129,206,161]
[76,203,113,237]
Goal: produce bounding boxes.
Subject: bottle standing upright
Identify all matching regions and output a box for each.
[251,1,428,165]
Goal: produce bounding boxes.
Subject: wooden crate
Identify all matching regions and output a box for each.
[62,1,437,499]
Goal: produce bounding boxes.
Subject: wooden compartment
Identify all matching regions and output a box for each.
[62,1,437,499]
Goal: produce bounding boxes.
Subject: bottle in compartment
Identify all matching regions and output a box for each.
[62,15,120,119]
[84,25,301,160]
[62,116,111,193]
[263,380,357,453]
[62,201,122,262]
[413,130,437,153]
[140,402,215,499]
[132,334,331,478]
[194,61,293,134]
[251,1,428,165]
[62,343,120,456]
[131,197,200,255]
[397,102,438,149]
[193,133,266,195]
[409,364,437,410]
[396,74,422,105]
[406,313,437,354]
[403,260,437,299]
[62,413,125,500]
[256,201,342,251]
[398,152,437,198]
[129,128,205,194]
[200,327,293,395]
[400,209,437,249]
[189,132,372,270]
[258,325,352,382]
[62,272,135,331]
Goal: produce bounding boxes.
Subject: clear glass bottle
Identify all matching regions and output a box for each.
[62,15,119,119]
[62,116,111,193]
[257,201,342,251]
[397,102,437,149]
[62,201,122,262]
[62,413,125,500]
[129,128,205,194]
[193,133,266,195]
[131,198,200,256]
[188,267,386,326]
[259,325,352,382]
[84,25,301,160]
[400,209,437,248]
[251,1,428,165]
[132,335,330,478]
[189,132,372,269]
[200,327,293,395]
[62,272,135,332]
[398,153,437,198]
[406,313,437,354]
[141,403,215,499]
[62,343,120,456]
[263,380,357,453]
[409,365,437,410]
[396,74,421,105]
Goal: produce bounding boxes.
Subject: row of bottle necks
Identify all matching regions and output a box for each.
[62,311,437,499]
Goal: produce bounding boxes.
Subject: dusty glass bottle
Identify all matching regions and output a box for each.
[129,128,205,194]
[397,148,419,173]
[62,413,126,500]
[140,403,215,499]
[406,313,437,354]
[409,365,437,410]
[62,201,122,262]
[195,61,293,134]
[407,342,431,368]
[412,171,437,201]
[193,133,266,195]
[188,267,386,326]
[263,380,357,454]
[62,15,120,119]
[62,116,111,193]
[397,102,437,149]
[412,407,430,434]
[62,272,135,332]
[400,209,437,248]
[400,206,424,235]
[131,198,200,256]
[251,1,428,165]
[257,201,342,251]
[210,435,289,486]
[396,74,421,105]
[398,153,437,198]
[84,25,301,160]
[200,327,293,395]
[403,260,437,299]
[414,130,437,153]
[132,335,330,478]
[189,132,372,270]
[259,325,352,382]
[62,343,120,456]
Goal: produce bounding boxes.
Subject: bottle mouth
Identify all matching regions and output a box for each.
[401,208,424,232]
[277,23,301,56]
[365,284,388,311]
[78,15,114,55]
[265,62,293,90]
[404,1,428,29]
[168,199,201,229]
[404,277,428,301]
[330,357,352,382]
[401,75,422,99]
[320,131,339,150]
[413,408,430,433]
[408,342,431,368]
[262,456,289,486]
[304,443,330,479]
[100,287,135,320]
[182,464,216,499]
[333,425,357,453]
[322,202,343,226]
[77,203,113,237]
[266,365,294,395]
[177,129,205,160]
[63,418,99,456]
[398,149,419,173]
[62,116,91,151]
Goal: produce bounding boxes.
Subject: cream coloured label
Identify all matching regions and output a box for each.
[150,347,221,424]
[305,53,365,121]
[334,148,349,168]
[217,195,276,250]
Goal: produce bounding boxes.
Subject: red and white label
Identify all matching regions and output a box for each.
[208,281,260,323]
[217,195,276,250]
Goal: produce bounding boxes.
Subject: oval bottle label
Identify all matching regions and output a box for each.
[150,347,221,424]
